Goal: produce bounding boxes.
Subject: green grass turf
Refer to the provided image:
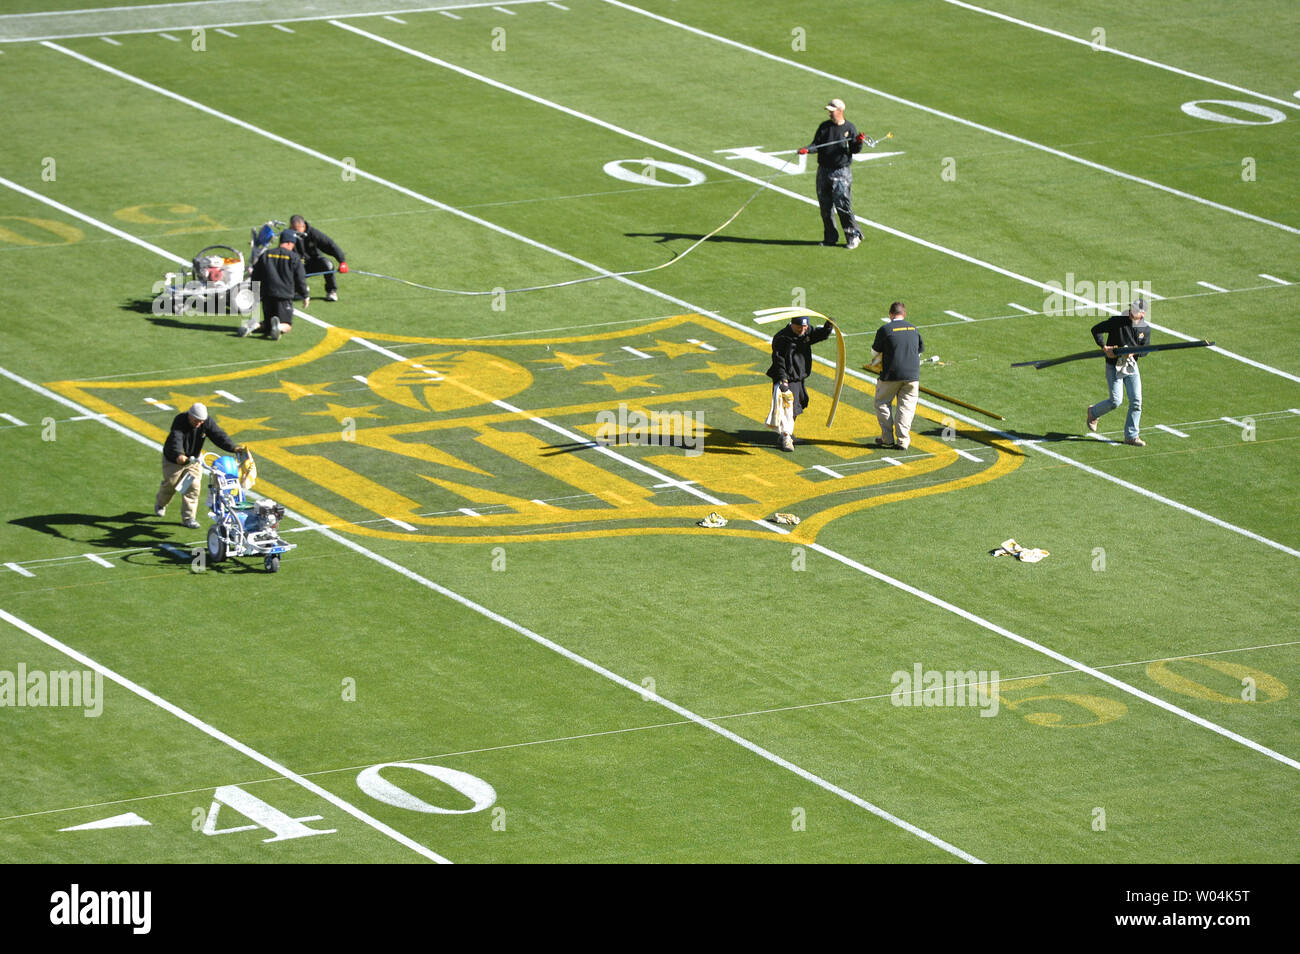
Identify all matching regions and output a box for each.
[0,0,1297,863]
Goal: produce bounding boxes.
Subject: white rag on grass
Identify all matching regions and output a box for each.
[990,538,1049,563]
[697,512,728,528]
[764,384,795,435]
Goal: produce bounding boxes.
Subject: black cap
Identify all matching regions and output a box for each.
[790,315,810,326]
[279,229,298,244]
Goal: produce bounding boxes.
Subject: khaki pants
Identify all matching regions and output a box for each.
[156,459,202,521]
[875,379,919,448]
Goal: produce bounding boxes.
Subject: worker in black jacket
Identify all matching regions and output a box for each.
[1086,298,1151,446]
[869,301,924,450]
[289,215,347,301]
[798,98,866,249]
[154,403,243,528]
[765,315,834,451]
[243,229,308,340]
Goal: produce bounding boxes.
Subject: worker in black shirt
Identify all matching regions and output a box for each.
[243,229,308,340]
[1086,299,1151,446]
[798,98,865,249]
[765,315,835,452]
[289,215,347,302]
[153,403,243,528]
[869,301,924,450]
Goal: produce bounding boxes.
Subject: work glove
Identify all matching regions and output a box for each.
[797,148,808,155]
[338,262,348,273]
[856,132,866,143]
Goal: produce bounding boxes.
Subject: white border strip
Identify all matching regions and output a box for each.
[0,607,452,863]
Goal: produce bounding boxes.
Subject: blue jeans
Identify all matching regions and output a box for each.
[1089,363,1142,439]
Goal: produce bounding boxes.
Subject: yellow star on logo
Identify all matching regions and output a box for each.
[584,372,661,393]
[304,403,385,424]
[166,391,227,411]
[687,361,761,381]
[646,339,699,360]
[258,380,337,401]
[533,351,610,371]
[217,416,275,436]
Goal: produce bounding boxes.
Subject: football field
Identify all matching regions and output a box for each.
[1,0,1297,865]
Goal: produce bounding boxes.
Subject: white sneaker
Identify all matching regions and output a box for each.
[154,506,165,517]
[846,236,861,250]
[325,290,339,302]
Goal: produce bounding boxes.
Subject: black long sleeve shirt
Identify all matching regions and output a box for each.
[163,413,238,464]
[1091,314,1152,365]
[808,119,862,170]
[767,323,834,384]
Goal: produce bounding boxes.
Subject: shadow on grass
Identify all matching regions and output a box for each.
[539,427,863,458]
[10,510,176,549]
[123,296,248,334]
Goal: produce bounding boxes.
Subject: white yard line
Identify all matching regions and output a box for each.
[602,0,1299,236]
[1007,303,1037,315]
[1258,274,1289,286]
[0,413,27,426]
[83,553,115,568]
[310,525,983,862]
[811,464,844,479]
[1154,424,1189,438]
[0,607,452,863]
[944,310,974,322]
[937,0,1299,110]
[325,23,1300,386]
[1196,280,1229,293]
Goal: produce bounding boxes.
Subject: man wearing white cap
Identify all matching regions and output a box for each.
[798,98,866,249]
[154,403,243,529]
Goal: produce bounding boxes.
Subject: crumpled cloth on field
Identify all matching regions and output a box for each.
[697,512,728,528]
[771,512,801,525]
[990,538,1049,563]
